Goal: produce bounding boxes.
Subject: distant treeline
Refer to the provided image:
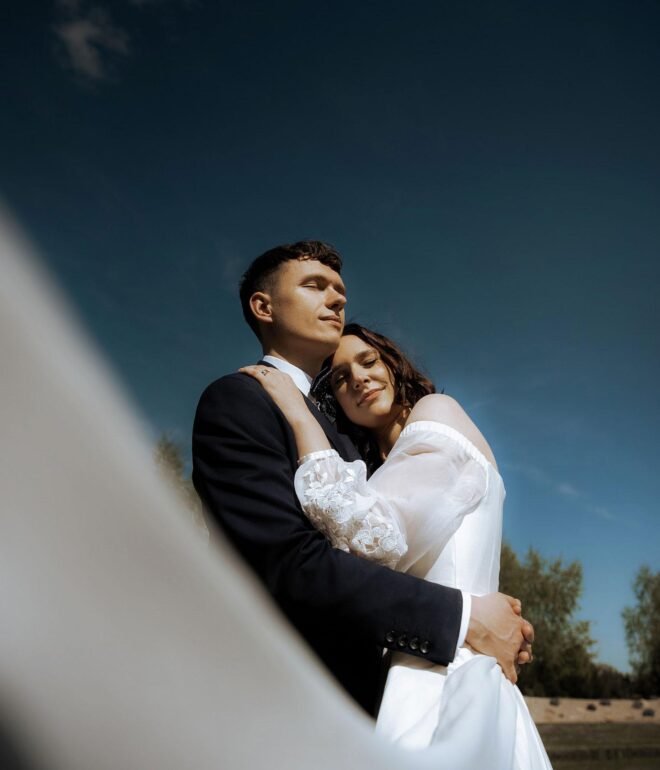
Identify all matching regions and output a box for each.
[500,545,658,699]
[155,436,660,700]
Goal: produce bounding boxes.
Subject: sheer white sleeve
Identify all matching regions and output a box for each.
[367,421,490,576]
[294,449,408,569]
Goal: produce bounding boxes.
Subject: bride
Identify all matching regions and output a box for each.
[241,322,552,769]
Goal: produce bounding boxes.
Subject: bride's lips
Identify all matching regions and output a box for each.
[358,387,384,407]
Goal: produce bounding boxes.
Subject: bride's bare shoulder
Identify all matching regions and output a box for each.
[406,394,498,468]
[407,393,465,423]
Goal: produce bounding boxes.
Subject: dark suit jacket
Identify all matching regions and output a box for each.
[192,367,464,716]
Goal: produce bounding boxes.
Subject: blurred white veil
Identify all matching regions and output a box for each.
[0,209,456,770]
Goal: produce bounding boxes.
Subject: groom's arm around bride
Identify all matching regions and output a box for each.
[192,240,530,716]
[194,370,469,715]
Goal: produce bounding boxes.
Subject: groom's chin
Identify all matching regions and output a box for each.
[308,329,342,351]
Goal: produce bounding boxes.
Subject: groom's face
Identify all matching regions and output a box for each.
[269,259,347,352]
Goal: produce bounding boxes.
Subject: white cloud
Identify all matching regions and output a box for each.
[585,503,616,521]
[54,6,129,82]
[504,462,552,487]
[503,462,618,522]
[557,482,580,497]
[53,0,195,83]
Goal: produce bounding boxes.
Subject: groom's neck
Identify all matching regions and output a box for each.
[261,344,327,379]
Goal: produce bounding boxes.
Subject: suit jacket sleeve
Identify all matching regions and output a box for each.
[192,373,463,666]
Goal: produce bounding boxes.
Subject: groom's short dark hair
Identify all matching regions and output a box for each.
[239,240,343,339]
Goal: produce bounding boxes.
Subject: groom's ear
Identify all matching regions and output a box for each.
[248,291,274,328]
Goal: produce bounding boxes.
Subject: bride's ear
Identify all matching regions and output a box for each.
[249,291,274,326]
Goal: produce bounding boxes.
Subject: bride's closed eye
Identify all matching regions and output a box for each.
[331,356,379,389]
[331,372,346,388]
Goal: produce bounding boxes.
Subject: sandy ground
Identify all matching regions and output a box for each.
[525,696,660,724]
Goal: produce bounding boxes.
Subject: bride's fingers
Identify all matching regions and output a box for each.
[521,619,535,643]
[239,366,267,380]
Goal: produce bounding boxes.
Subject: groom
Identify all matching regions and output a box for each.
[192,240,532,716]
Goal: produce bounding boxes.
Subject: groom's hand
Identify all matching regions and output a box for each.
[517,617,535,666]
[466,593,527,684]
[510,599,535,666]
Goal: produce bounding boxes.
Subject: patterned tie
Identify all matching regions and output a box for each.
[310,363,332,395]
[309,364,336,420]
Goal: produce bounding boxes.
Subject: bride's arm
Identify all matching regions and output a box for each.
[240,364,407,568]
[239,365,332,458]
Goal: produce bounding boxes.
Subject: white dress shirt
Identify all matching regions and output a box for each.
[262,355,313,395]
[261,354,471,655]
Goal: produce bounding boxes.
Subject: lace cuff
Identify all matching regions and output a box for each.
[298,448,339,466]
[294,451,407,569]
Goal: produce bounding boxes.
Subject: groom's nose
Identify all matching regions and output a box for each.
[326,288,346,311]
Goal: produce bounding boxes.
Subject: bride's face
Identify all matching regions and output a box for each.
[329,335,400,428]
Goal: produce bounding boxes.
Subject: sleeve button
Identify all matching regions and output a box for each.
[385,631,396,644]
[409,637,420,651]
[397,634,408,648]
[420,640,430,654]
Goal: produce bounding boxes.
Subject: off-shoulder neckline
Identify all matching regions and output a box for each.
[398,420,498,474]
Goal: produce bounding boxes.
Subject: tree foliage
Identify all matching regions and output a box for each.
[623,565,660,696]
[590,663,633,699]
[153,435,206,532]
[499,543,596,696]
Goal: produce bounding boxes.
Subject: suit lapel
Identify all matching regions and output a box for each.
[302,396,359,461]
[258,359,358,461]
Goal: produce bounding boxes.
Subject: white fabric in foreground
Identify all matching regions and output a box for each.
[0,210,550,770]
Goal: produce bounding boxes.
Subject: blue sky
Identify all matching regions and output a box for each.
[3,0,659,672]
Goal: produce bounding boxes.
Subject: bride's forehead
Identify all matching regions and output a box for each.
[333,335,374,362]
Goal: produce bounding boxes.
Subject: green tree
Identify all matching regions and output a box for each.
[623,565,660,696]
[591,663,633,699]
[153,435,206,533]
[499,543,596,696]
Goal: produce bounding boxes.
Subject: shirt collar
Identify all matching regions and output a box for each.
[261,355,313,396]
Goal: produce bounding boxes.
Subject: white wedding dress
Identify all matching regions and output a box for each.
[295,420,552,770]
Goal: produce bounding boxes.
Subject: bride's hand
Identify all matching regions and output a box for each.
[239,366,309,422]
[240,365,332,458]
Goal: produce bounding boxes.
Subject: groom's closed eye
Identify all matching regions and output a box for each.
[299,275,346,292]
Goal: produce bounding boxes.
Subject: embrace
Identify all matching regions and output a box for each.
[192,241,552,768]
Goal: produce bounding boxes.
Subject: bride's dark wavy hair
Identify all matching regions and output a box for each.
[312,323,436,473]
